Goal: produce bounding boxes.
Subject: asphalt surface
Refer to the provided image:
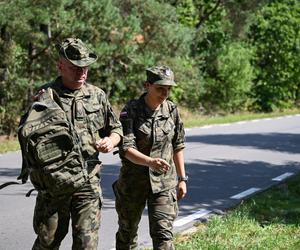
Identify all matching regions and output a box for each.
[1,114,300,250]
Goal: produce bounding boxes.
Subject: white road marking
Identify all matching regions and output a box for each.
[272,172,294,181]
[230,187,261,199]
[173,209,211,227]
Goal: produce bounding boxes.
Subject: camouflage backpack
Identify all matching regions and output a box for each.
[18,88,89,197]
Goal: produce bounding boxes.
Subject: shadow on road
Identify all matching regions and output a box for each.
[0,167,21,177]
[178,159,300,216]
[100,159,300,218]
[5,159,299,216]
[186,133,300,154]
[2,132,300,217]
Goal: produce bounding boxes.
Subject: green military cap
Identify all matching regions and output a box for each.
[56,38,98,67]
[146,65,176,86]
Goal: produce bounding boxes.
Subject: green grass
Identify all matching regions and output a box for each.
[182,108,300,128]
[175,175,300,250]
[0,138,20,154]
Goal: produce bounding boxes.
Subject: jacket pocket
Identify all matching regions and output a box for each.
[156,119,175,142]
[83,102,104,132]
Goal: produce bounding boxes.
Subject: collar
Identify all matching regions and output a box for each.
[138,93,170,119]
[52,77,90,98]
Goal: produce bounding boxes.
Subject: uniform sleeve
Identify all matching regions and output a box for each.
[118,103,137,157]
[172,107,185,152]
[98,94,123,138]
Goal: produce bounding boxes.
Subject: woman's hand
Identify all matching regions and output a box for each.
[148,158,170,174]
[177,180,187,200]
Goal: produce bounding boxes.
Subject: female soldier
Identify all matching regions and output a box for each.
[113,65,188,250]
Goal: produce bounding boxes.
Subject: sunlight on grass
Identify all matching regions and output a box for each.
[180,107,300,128]
[175,174,300,249]
[0,139,19,154]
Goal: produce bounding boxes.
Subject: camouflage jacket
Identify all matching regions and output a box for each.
[18,77,122,182]
[119,93,185,193]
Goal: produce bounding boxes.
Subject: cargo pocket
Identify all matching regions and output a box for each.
[170,189,178,218]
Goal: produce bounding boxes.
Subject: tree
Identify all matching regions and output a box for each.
[115,0,200,105]
[248,0,300,111]
[201,42,255,112]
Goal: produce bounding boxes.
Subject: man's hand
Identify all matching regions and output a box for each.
[32,89,46,101]
[177,181,187,200]
[148,158,170,174]
[95,137,114,153]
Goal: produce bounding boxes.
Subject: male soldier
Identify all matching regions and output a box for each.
[21,38,122,249]
[113,66,188,249]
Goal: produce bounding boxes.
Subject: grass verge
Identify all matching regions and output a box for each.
[180,107,300,128]
[175,174,300,249]
[0,137,20,154]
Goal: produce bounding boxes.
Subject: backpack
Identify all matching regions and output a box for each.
[17,88,89,197]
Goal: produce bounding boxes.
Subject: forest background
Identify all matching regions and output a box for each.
[0,0,299,136]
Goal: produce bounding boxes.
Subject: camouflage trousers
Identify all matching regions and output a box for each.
[32,174,102,250]
[113,174,178,250]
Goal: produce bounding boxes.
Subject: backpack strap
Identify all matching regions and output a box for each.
[0,181,21,190]
[39,88,64,110]
[25,188,36,197]
[0,180,36,197]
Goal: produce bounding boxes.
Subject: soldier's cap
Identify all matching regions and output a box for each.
[146,65,176,86]
[56,38,98,67]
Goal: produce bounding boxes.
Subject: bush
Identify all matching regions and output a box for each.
[248,0,300,111]
[201,42,255,113]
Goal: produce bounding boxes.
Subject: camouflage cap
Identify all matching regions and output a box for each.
[146,65,176,86]
[56,38,98,67]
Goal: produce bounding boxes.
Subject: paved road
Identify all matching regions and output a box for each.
[1,115,300,250]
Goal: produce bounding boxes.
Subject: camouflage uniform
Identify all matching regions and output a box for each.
[31,77,122,250]
[113,93,185,250]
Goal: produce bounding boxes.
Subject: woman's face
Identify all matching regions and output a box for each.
[145,83,172,104]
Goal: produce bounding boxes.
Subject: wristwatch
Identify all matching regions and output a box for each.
[178,176,189,183]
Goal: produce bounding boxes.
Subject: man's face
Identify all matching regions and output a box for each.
[58,58,88,90]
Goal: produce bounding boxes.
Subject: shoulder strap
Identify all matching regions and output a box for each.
[38,88,64,111]
[0,181,21,190]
